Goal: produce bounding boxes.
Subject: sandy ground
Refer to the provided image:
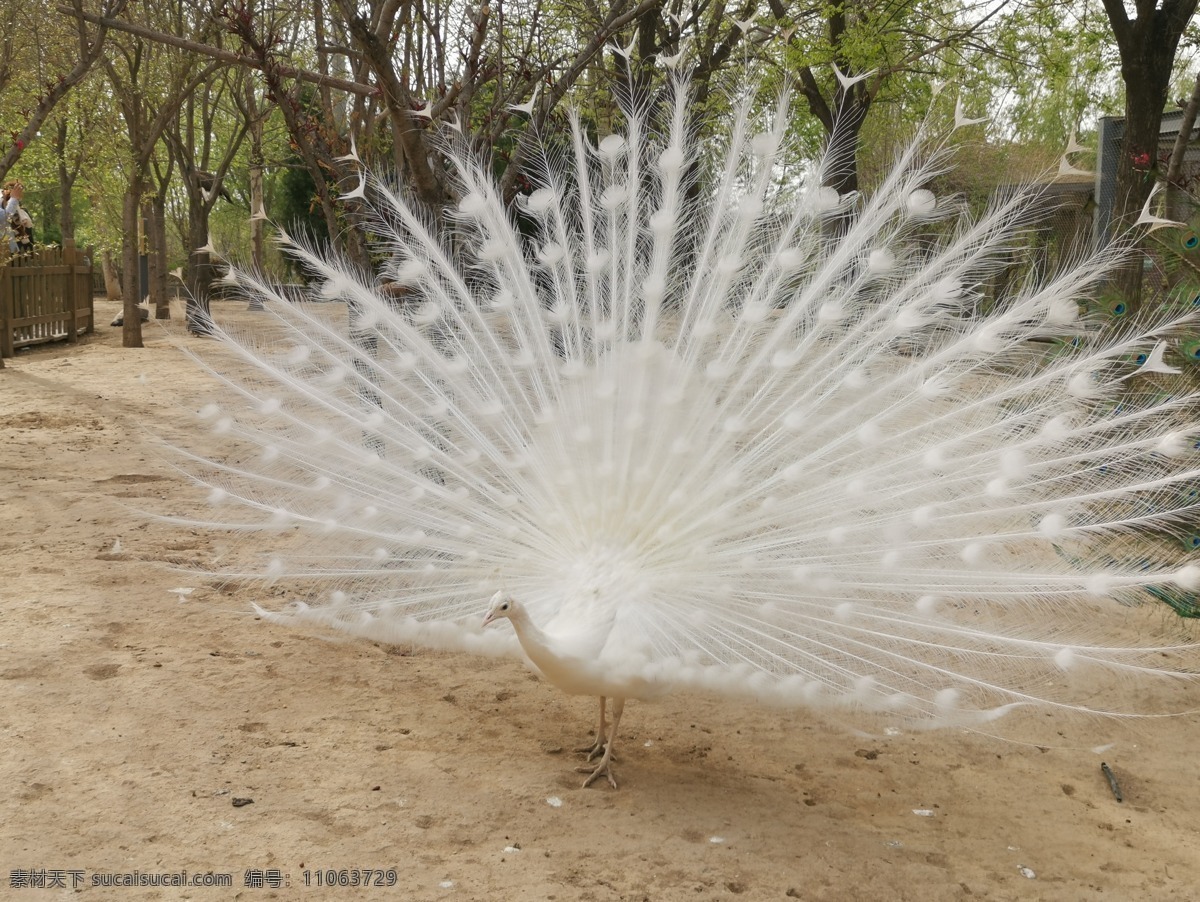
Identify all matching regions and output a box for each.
[2,297,1199,901]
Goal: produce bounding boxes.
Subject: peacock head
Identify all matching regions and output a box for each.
[482,591,521,627]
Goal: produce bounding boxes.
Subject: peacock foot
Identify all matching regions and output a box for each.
[575,738,605,760]
[575,738,620,764]
[577,752,618,789]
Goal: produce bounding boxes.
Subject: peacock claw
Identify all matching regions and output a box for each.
[575,739,604,759]
[578,758,618,789]
[576,740,620,764]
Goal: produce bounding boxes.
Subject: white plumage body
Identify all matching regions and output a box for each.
[183,82,1198,753]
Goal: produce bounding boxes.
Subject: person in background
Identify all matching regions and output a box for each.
[0,183,10,251]
[3,181,31,253]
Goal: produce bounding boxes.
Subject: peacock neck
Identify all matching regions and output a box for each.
[505,606,595,695]
[507,608,552,663]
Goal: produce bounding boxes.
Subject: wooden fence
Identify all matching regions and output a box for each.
[0,240,94,361]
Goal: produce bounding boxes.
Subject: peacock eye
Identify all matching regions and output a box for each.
[501,602,510,611]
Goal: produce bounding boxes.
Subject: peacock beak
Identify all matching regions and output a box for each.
[482,591,505,627]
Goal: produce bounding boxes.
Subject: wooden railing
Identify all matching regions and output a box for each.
[0,240,94,360]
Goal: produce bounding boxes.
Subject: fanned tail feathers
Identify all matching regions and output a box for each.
[178,81,1199,725]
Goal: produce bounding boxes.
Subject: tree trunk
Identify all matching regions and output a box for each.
[55,120,75,243]
[154,192,169,319]
[102,249,121,301]
[249,157,264,273]
[823,102,869,197]
[142,198,164,319]
[186,203,215,333]
[1110,72,1171,309]
[814,80,871,239]
[1112,71,1171,219]
[1101,0,1200,308]
[1166,71,1200,223]
[121,185,143,348]
[58,175,74,244]
[247,82,265,310]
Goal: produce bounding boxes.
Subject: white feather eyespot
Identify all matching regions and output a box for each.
[738,196,764,222]
[776,247,805,270]
[867,248,894,274]
[286,345,312,365]
[740,302,768,324]
[598,134,626,156]
[906,188,936,215]
[458,192,488,215]
[481,239,508,261]
[750,131,779,158]
[649,209,676,235]
[527,188,557,213]
[396,259,428,282]
[805,186,839,213]
[538,242,565,266]
[658,145,685,172]
[601,185,628,210]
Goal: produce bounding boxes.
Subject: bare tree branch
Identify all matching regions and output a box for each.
[58,4,377,97]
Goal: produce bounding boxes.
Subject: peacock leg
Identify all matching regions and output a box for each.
[578,697,624,789]
[576,696,608,760]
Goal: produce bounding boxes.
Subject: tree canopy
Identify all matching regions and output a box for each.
[0,0,1195,345]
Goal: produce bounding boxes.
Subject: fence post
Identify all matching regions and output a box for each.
[0,249,11,362]
[63,240,78,345]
